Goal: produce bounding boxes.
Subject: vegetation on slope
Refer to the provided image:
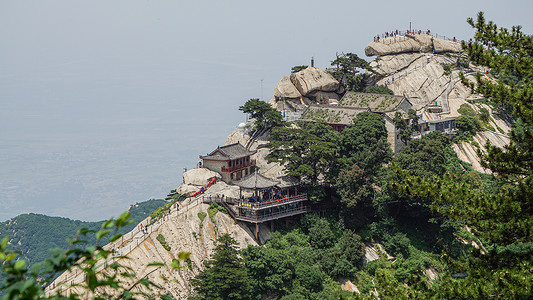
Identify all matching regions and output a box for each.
[0,199,165,265]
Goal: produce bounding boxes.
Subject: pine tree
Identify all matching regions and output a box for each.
[395,12,532,298]
[191,234,252,300]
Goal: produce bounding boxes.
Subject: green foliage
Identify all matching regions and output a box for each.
[393,111,411,145]
[395,131,450,178]
[456,103,499,139]
[191,234,252,300]
[295,264,323,292]
[336,163,373,208]
[0,199,165,273]
[383,232,411,258]
[338,112,392,176]
[479,107,490,121]
[156,234,171,251]
[241,215,367,298]
[365,85,394,95]
[0,211,189,299]
[329,52,371,92]
[335,230,365,268]
[307,218,336,249]
[209,202,228,216]
[457,103,476,117]
[239,98,285,133]
[208,206,218,224]
[197,212,207,222]
[455,115,482,139]
[291,65,308,73]
[267,121,339,184]
[149,198,179,222]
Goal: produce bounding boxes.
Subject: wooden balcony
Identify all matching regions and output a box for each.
[220,159,256,173]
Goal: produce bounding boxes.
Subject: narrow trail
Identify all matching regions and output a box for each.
[47,193,206,295]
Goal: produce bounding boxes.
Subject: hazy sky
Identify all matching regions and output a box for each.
[1,0,531,221]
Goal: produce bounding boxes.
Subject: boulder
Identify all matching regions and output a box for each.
[274,75,302,98]
[290,67,339,96]
[433,38,462,53]
[309,91,340,104]
[182,168,222,186]
[176,184,199,196]
[267,97,277,109]
[413,34,434,52]
[365,39,421,56]
[365,34,462,56]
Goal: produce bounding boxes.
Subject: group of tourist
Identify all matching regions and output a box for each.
[374,29,432,42]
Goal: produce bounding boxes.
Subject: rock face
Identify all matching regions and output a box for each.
[365,36,512,173]
[49,200,268,299]
[452,131,511,173]
[310,91,340,104]
[369,52,474,111]
[365,38,422,56]
[365,34,462,56]
[290,67,339,95]
[182,168,221,186]
[176,184,199,196]
[274,75,302,98]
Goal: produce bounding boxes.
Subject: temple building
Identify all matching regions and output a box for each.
[300,92,413,153]
[200,142,257,183]
[231,172,309,238]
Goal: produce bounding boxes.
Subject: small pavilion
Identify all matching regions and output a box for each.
[232,172,309,238]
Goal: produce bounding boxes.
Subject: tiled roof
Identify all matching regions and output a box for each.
[233,171,281,189]
[200,142,257,161]
[340,92,407,112]
[277,175,301,188]
[300,104,368,125]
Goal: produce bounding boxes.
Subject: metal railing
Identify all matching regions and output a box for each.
[235,206,311,223]
[373,30,461,45]
[237,194,308,210]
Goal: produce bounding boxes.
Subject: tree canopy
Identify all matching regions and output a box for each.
[338,112,392,176]
[239,98,284,134]
[393,12,533,298]
[191,234,252,300]
[267,121,338,184]
[329,52,371,92]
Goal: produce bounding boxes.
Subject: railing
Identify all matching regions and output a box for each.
[373,30,462,45]
[236,206,311,223]
[220,159,256,173]
[237,194,308,210]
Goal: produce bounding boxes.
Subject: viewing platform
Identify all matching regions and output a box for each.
[235,194,309,223]
[202,171,310,239]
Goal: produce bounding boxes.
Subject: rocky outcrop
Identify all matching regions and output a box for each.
[182,168,221,186]
[309,91,340,104]
[366,46,512,172]
[452,131,511,173]
[176,184,199,196]
[274,75,302,98]
[433,38,462,53]
[290,67,339,95]
[365,38,422,56]
[365,34,462,57]
[48,200,266,299]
